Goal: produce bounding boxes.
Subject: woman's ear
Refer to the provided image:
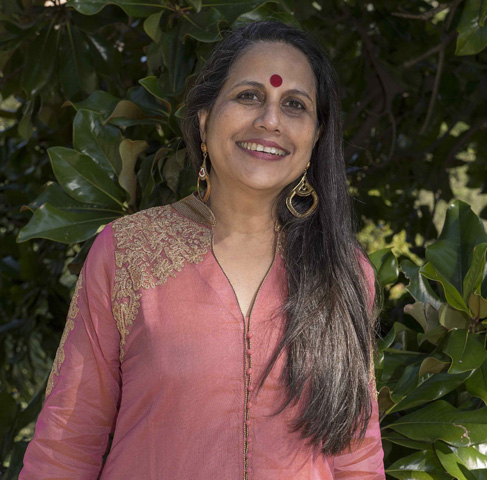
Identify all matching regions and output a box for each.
[198,110,209,143]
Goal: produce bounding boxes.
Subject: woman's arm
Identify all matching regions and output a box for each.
[20,225,121,479]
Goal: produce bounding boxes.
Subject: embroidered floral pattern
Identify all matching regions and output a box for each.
[45,272,83,397]
[111,205,211,362]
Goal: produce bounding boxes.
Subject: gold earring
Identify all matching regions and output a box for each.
[286,163,318,218]
[197,142,211,203]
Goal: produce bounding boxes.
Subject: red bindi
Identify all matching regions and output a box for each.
[270,74,283,87]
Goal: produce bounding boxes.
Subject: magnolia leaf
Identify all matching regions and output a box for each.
[419,357,451,377]
[73,109,123,176]
[387,400,487,447]
[119,139,148,206]
[443,329,487,374]
[469,293,487,320]
[466,359,487,405]
[143,12,163,42]
[17,203,119,244]
[421,262,469,313]
[404,302,427,332]
[435,440,487,480]
[463,243,487,303]
[369,248,399,288]
[456,0,487,55]
[426,200,487,296]
[401,259,442,309]
[439,303,470,330]
[386,449,452,480]
[418,325,449,347]
[48,147,126,208]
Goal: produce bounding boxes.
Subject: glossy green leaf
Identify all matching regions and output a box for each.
[439,303,470,330]
[48,147,126,208]
[418,325,449,347]
[63,90,120,121]
[67,0,165,17]
[421,262,469,313]
[21,23,58,96]
[401,259,442,309]
[387,400,487,447]
[463,243,487,303]
[73,109,123,176]
[387,449,452,480]
[58,24,97,99]
[180,8,224,43]
[419,357,451,377]
[382,432,433,451]
[456,0,487,55]
[369,247,399,288]
[143,12,163,42]
[435,440,487,480]
[404,301,427,331]
[138,76,172,112]
[466,358,487,405]
[17,203,119,243]
[443,329,487,374]
[25,182,123,215]
[469,293,487,319]
[389,371,471,413]
[119,139,148,206]
[162,148,187,193]
[162,27,196,94]
[426,200,487,296]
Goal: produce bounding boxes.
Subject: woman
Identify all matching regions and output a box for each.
[20,21,385,479]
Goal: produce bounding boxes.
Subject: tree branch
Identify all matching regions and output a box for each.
[392,2,453,21]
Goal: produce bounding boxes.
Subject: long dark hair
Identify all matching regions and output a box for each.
[182,21,379,456]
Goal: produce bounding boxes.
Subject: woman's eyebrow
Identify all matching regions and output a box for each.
[229,80,313,102]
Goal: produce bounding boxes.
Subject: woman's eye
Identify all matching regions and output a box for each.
[284,99,305,110]
[238,92,260,101]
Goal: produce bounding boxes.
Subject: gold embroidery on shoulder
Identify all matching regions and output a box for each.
[45,272,83,397]
[111,205,211,362]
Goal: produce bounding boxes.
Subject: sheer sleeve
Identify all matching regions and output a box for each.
[20,225,121,479]
[332,254,385,479]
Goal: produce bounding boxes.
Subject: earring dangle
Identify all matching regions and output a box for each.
[286,163,318,218]
[197,142,211,203]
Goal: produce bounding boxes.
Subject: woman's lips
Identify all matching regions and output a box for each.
[236,142,289,161]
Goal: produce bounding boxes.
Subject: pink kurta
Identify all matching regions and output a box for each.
[20,192,385,479]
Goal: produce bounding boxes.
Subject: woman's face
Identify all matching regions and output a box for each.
[198,41,321,196]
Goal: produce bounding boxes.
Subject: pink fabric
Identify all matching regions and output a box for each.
[20,197,385,479]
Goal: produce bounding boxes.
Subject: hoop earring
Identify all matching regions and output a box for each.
[286,163,318,218]
[197,142,211,203]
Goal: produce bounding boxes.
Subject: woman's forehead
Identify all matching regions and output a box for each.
[225,41,316,94]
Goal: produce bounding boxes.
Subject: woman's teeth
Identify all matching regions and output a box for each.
[238,142,286,156]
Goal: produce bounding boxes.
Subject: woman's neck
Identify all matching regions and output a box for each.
[206,178,278,240]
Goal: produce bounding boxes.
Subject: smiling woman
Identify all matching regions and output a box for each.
[20,21,385,480]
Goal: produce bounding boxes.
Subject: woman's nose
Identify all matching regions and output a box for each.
[253,102,282,132]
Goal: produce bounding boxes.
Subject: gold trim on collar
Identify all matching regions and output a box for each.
[171,192,216,227]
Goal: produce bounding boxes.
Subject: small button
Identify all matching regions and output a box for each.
[247,402,253,409]
[247,436,252,443]
[247,349,253,356]
[245,419,251,426]
[248,385,254,391]
[246,452,252,459]
[247,368,252,375]
[246,332,254,339]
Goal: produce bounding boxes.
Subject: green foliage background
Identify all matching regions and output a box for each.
[1,0,487,477]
